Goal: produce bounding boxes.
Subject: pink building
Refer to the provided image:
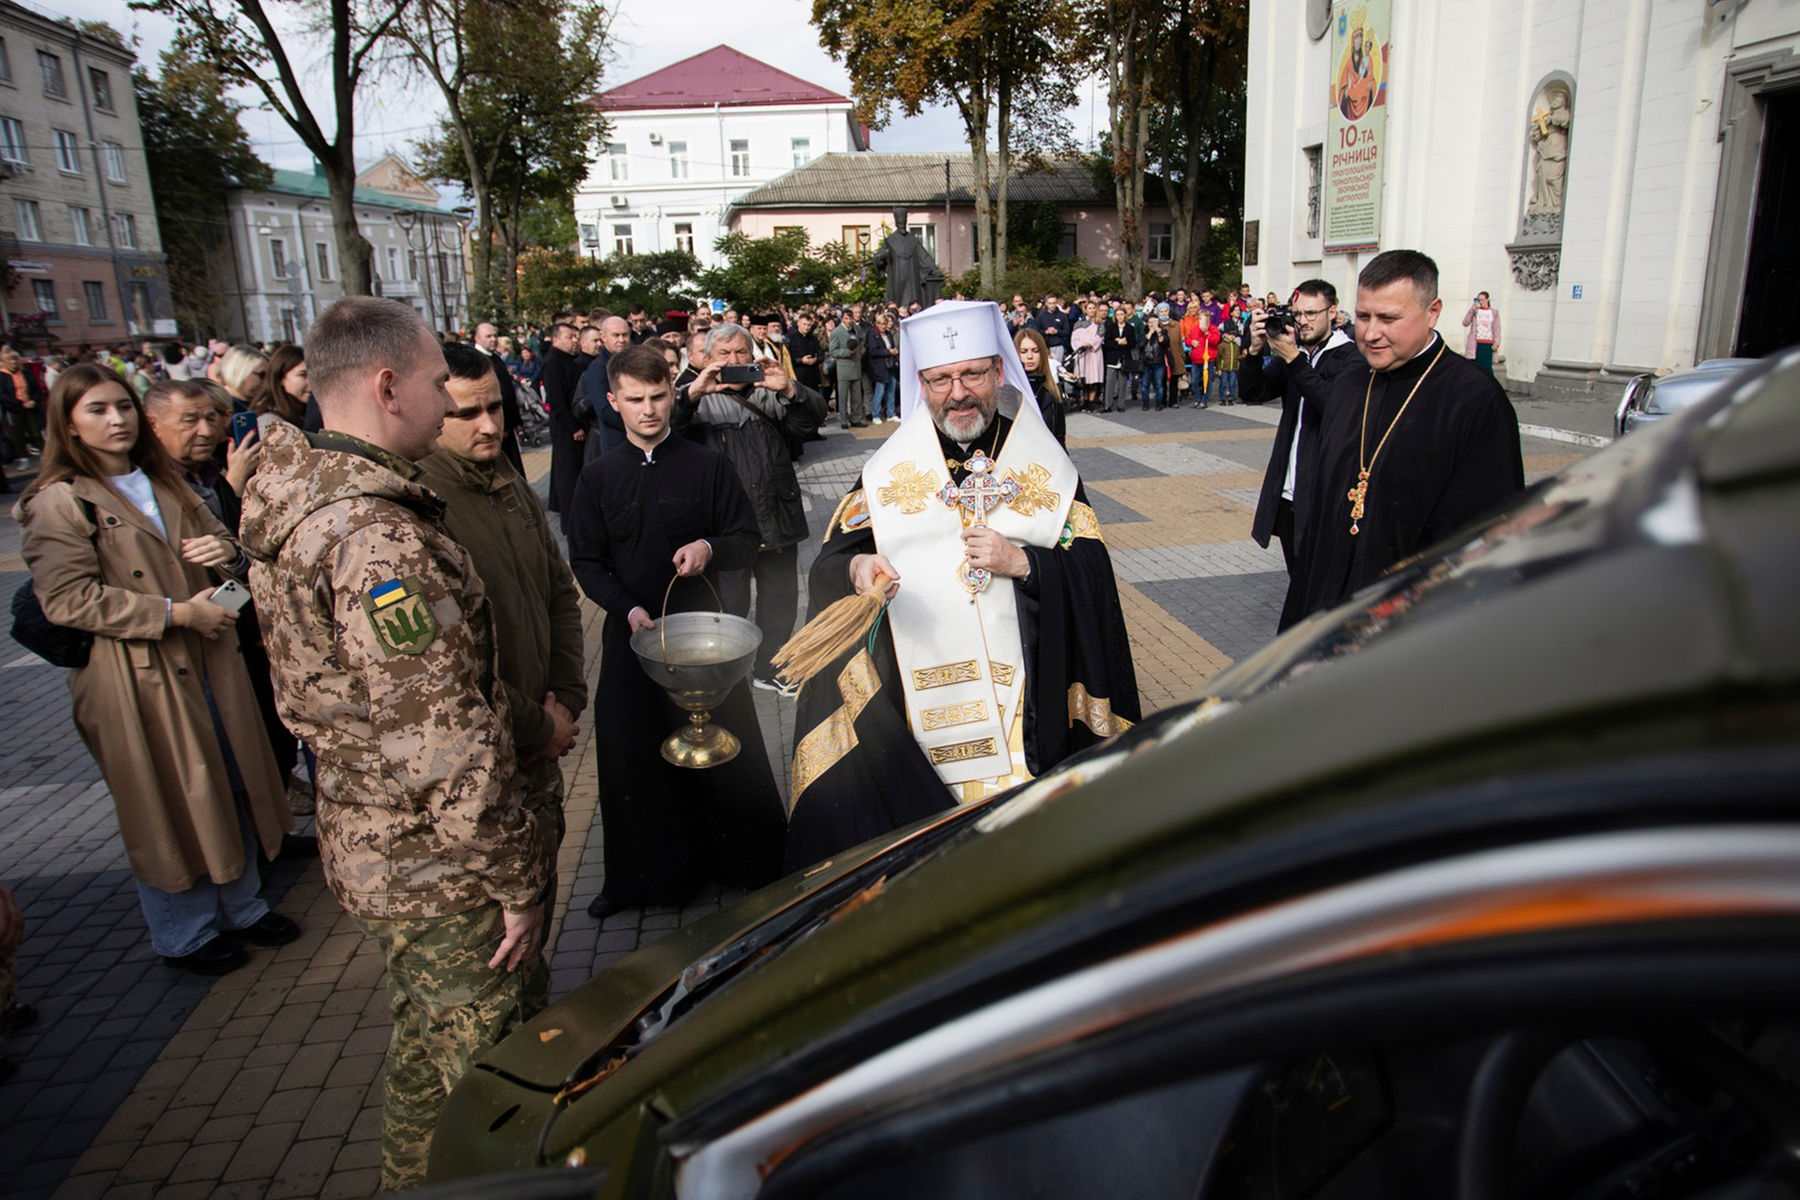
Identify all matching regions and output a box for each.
[727,153,1179,280]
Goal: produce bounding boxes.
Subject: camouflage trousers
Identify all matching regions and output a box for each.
[353,904,548,1192]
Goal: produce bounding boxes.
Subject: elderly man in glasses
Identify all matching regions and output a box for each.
[785,301,1140,871]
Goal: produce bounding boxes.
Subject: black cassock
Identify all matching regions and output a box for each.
[1294,334,1525,622]
[784,415,1140,873]
[566,434,786,906]
[542,346,587,516]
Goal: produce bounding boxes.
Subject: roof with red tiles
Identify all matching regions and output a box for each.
[595,46,851,111]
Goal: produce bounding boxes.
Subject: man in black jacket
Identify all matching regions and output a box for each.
[1240,280,1360,631]
[541,322,586,515]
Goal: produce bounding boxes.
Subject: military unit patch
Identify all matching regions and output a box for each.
[362,576,438,657]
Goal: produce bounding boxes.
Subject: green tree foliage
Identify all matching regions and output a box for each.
[814,0,1079,294]
[1005,199,1067,267]
[513,248,701,322]
[134,47,272,337]
[408,0,609,320]
[130,0,411,296]
[697,231,871,311]
[1084,0,1247,293]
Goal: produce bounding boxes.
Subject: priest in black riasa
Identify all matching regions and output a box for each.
[1293,250,1525,622]
[785,302,1139,872]
[565,344,786,919]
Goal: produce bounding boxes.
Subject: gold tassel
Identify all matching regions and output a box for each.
[772,574,894,687]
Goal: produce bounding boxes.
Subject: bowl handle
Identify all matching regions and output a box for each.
[658,572,726,664]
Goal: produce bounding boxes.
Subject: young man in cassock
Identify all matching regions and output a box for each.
[1292,249,1525,623]
[785,301,1140,872]
[564,344,786,920]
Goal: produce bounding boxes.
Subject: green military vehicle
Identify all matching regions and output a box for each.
[431,350,1800,1199]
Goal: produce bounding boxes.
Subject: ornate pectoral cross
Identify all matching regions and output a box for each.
[1347,469,1369,536]
[938,449,1019,596]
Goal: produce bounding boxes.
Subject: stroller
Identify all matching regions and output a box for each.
[515,381,552,449]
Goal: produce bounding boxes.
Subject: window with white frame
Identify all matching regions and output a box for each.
[386,246,399,281]
[129,282,149,328]
[68,205,91,245]
[668,140,688,179]
[791,137,811,168]
[613,223,633,255]
[608,143,627,182]
[14,198,39,241]
[1148,222,1173,262]
[84,281,108,320]
[37,50,64,98]
[102,141,125,183]
[729,139,750,177]
[281,308,298,342]
[270,237,288,278]
[32,279,55,317]
[673,221,694,255]
[0,116,26,164]
[114,212,137,248]
[407,250,417,281]
[842,225,870,253]
[916,223,937,258]
[54,129,79,173]
[88,67,112,111]
[314,241,331,281]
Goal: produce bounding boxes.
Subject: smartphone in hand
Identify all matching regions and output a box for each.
[209,579,252,613]
[229,411,259,446]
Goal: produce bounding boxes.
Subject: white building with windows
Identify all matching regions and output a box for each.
[574,46,869,270]
[213,155,469,343]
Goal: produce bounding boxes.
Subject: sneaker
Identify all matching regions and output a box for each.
[9,459,26,471]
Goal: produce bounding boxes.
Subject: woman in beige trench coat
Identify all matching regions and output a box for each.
[16,364,296,975]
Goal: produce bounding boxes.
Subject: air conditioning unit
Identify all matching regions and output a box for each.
[609,195,628,208]
[648,132,663,145]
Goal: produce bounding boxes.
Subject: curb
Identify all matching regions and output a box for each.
[1519,423,1610,450]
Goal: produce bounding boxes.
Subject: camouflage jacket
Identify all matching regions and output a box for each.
[239,422,547,919]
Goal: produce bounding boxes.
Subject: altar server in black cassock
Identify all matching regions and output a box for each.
[785,302,1139,873]
[1293,250,1524,623]
[565,344,785,917]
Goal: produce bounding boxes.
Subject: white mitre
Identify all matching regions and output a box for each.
[897,300,1039,427]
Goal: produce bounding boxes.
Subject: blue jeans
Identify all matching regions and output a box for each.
[1139,367,1165,409]
[135,806,270,956]
[1219,369,1238,401]
[1186,363,1212,405]
[870,377,897,420]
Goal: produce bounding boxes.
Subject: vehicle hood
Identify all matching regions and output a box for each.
[479,349,1800,1124]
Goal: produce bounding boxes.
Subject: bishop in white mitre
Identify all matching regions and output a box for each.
[785,300,1140,870]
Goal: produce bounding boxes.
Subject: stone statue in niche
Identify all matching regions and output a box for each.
[1525,83,1573,234]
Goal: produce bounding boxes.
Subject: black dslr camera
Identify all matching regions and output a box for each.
[1262,304,1298,339]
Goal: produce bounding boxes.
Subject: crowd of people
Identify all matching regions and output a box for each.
[3,248,1523,1179]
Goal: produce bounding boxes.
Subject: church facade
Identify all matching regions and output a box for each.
[1243,0,1800,394]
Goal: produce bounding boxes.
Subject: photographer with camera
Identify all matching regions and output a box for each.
[1241,280,1359,630]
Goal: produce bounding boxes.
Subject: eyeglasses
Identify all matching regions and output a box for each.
[1294,308,1333,319]
[920,367,994,396]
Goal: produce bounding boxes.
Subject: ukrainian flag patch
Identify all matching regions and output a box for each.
[361,576,438,656]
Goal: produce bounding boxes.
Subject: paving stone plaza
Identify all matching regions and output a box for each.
[0,405,1583,1198]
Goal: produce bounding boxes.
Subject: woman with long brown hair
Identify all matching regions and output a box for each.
[1014,324,1067,446]
[14,364,296,976]
[254,344,309,426]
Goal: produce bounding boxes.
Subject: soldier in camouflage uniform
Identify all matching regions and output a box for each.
[240,298,550,1191]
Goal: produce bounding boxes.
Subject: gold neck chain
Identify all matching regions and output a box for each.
[1347,343,1447,536]
[943,418,1004,474]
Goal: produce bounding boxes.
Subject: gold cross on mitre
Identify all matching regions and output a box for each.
[938,449,1019,594]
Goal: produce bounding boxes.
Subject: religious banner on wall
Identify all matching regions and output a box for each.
[1323,0,1390,254]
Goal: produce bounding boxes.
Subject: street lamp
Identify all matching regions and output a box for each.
[391,209,436,330]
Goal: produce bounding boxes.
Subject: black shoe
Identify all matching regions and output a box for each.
[586,894,626,920]
[0,1003,36,1038]
[163,936,248,976]
[227,912,301,947]
[277,833,319,861]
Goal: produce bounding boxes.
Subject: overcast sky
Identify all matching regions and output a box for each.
[63,0,1105,188]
